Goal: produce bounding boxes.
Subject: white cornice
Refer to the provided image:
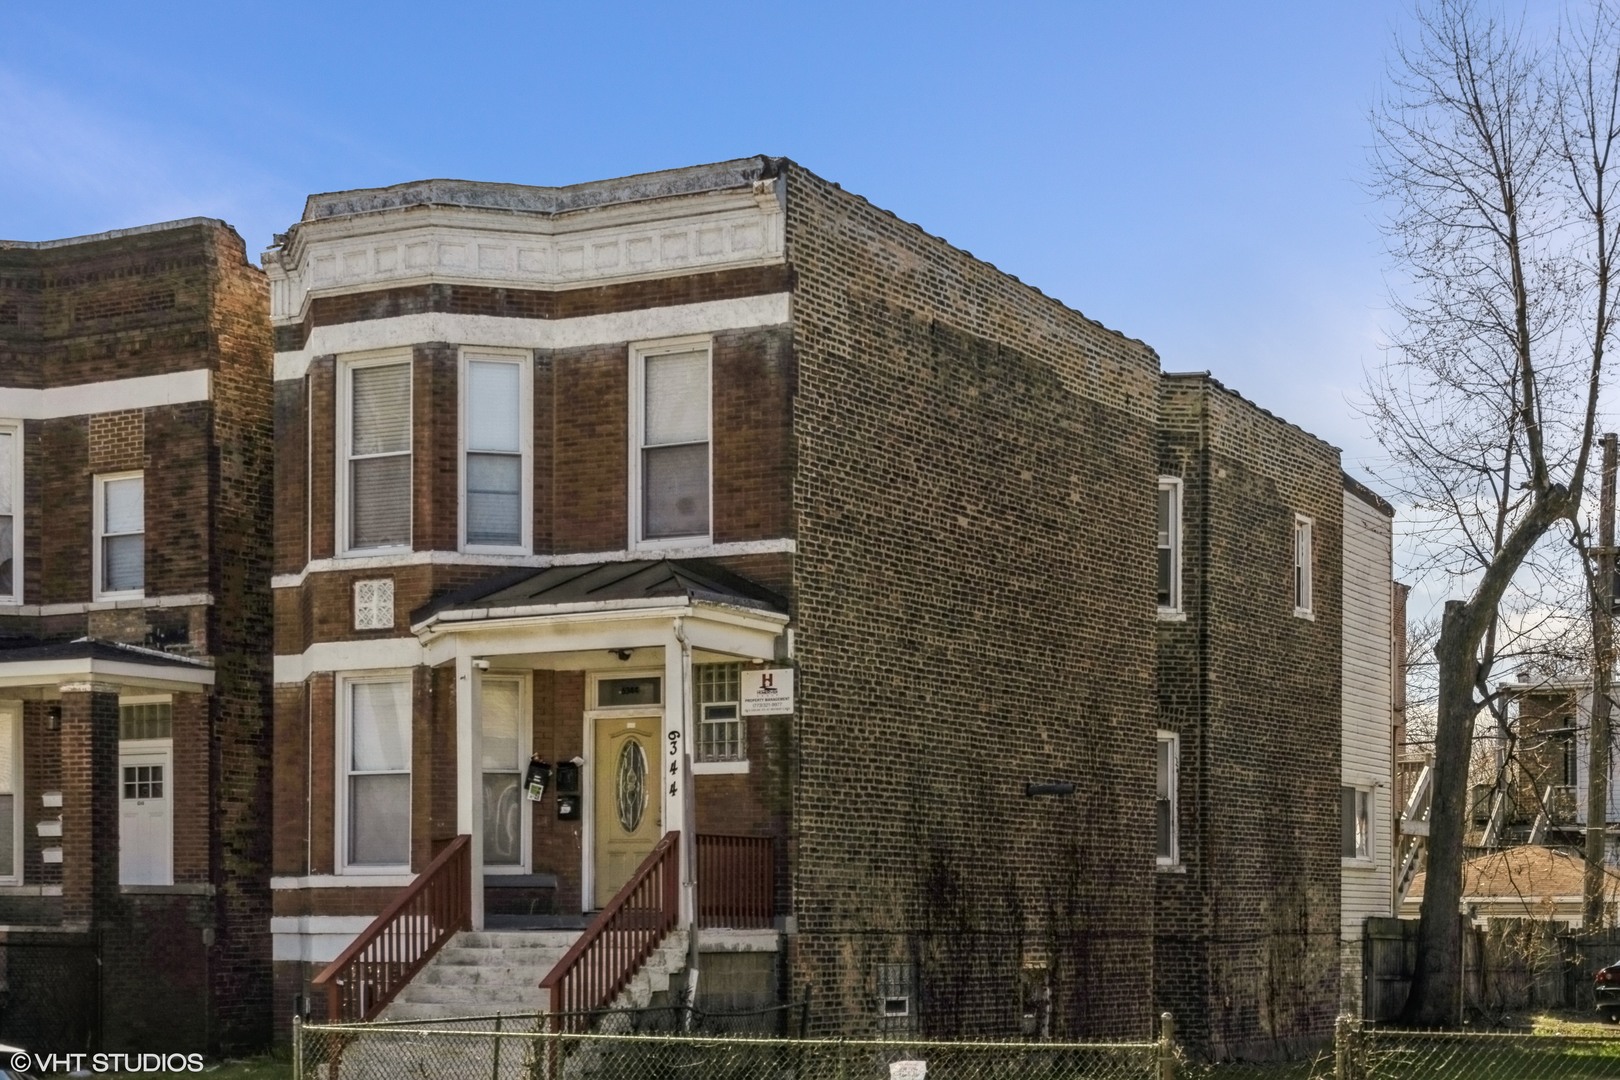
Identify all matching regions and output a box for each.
[264,183,786,325]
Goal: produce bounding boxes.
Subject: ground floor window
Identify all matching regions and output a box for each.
[342,675,412,871]
[0,703,18,884]
[695,663,743,762]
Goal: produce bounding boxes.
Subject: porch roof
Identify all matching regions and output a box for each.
[411,559,788,629]
[0,637,214,692]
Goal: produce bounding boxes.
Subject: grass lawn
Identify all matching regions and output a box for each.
[95,1057,290,1080]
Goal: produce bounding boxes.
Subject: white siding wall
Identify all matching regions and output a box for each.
[1342,489,1395,1011]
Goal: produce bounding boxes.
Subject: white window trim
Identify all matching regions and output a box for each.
[93,470,144,602]
[1293,514,1314,619]
[0,420,21,607]
[458,349,533,556]
[479,670,532,875]
[1343,784,1374,866]
[336,671,413,876]
[337,351,414,559]
[1157,477,1182,617]
[0,702,20,885]
[628,335,714,551]
[1156,729,1180,869]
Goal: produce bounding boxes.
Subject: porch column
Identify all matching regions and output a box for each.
[455,649,485,930]
[59,681,120,928]
[664,621,696,925]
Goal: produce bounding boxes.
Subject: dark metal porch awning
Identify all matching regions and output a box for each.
[411,559,788,629]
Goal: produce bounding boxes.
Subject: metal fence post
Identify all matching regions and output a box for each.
[291,1015,303,1080]
[492,1013,503,1080]
[1158,1012,1176,1080]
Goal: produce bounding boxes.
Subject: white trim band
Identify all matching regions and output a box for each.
[272,538,795,590]
[272,294,791,382]
[0,369,211,419]
[275,638,425,684]
[0,592,213,617]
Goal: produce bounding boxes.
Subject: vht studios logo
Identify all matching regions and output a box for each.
[13,1052,205,1074]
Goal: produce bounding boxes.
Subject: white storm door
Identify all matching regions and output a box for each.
[119,742,173,886]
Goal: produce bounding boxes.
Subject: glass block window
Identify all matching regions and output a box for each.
[119,702,173,741]
[353,578,395,631]
[696,663,743,762]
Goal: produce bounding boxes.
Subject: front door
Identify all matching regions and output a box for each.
[593,715,659,903]
[119,743,172,886]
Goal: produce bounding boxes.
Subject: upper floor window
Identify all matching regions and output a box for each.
[632,340,711,546]
[461,353,530,552]
[94,471,143,599]
[1293,514,1314,618]
[1341,785,1372,861]
[341,357,412,554]
[0,422,18,603]
[1157,478,1182,615]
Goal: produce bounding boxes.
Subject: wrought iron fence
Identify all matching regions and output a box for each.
[295,1014,1169,1080]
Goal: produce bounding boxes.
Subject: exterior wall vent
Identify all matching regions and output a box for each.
[354,578,395,631]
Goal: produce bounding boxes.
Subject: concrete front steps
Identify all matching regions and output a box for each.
[379,930,578,1022]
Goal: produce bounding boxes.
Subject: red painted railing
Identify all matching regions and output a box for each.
[312,834,472,1022]
[697,833,775,929]
[541,831,681,1032]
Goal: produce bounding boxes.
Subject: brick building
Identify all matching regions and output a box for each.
[0,219,274,1052]
[262,157,1394,1058]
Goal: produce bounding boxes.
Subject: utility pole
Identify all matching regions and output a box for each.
[1585,432,1617,929]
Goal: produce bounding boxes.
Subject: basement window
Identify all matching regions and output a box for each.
[877,963,917,1033]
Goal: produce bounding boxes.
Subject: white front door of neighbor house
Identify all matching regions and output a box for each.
[119,742,172,886]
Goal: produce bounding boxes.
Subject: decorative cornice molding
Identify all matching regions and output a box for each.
[264,183,786,325]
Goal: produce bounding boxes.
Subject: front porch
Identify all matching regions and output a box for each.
[300,560,793,1023]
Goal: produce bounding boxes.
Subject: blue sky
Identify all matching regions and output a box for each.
[1,1,1412,478]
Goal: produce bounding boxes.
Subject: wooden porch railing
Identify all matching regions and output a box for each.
[541,830,680,1032]
[697,833,775,929]
[311,834,472,1022]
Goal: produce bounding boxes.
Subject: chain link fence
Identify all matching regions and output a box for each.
[295,1015,1168,1080]
[0,935,99,1054]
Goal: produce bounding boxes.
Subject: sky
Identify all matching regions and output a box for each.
[0,1,1411,458]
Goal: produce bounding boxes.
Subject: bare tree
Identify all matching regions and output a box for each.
[1367,0,1620,1026]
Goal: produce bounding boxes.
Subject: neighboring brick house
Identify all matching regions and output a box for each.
[263,157,1393,1058]
[0,219,274,1053]
[1153,375,1394,1055]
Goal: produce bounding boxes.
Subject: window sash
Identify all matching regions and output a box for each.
[695,664,744,762]
[637,347,710,543]
[1294,518,1313,613]
[1342,786,1371,859]
[345,678,412,869]
[1157,480,1180,611]
[1156,734,1178,864]
[0,428,14,601]
[345,362,412,552]
[98,474,144,595]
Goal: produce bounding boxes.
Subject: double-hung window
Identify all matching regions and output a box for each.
[0,422,19,603]
[1293,515,1313,618]
[1157,478,1182,615]
[0,704,18,884]
[342,357,412,554]
[341,675,412,872]
[462,354,530,552]
[95,472,144,599]
[1156,731,1179,867]
[1341,786,1372,861]
[632,340,711,546]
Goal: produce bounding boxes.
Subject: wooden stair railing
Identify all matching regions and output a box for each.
[312,834,472,1022]
[696,833,775,929]
[541,830,680,1032]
